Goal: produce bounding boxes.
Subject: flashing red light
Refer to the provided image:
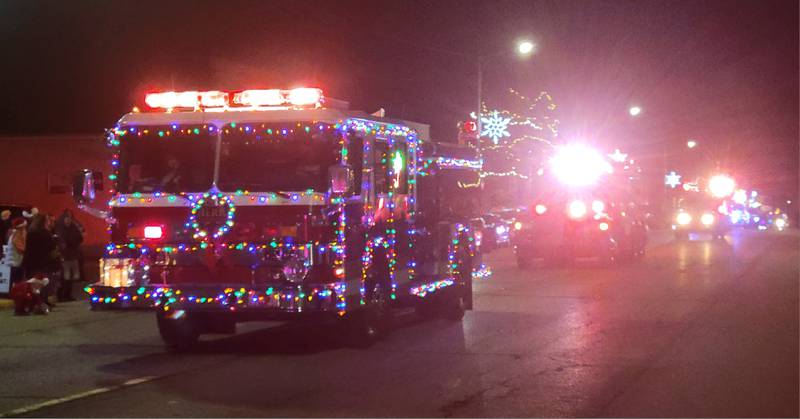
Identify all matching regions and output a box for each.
[199,91,228,107]
[145,91,202,109]
[287,87,323,106]
[145,87,324,110]
[143,225,164,239]
[233,89,284,107]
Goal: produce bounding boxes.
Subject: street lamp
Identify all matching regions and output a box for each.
[629,106,642,116]
[476,39,535,153]
[517,40,535,55]
[687,139,697,149]
[473,38,534,213]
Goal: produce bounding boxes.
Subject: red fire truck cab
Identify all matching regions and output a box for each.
[77,88,486,350]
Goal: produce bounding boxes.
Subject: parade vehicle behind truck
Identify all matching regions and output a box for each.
[510,145,648,268]
[672,192,730,240]
[75,87,486,350]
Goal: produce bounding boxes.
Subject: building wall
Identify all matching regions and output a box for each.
[0,135,112,281]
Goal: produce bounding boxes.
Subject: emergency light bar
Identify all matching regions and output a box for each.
[144,87,324,111]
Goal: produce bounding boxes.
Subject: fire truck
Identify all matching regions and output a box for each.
[510,145,648,268]
[75,88,485,350]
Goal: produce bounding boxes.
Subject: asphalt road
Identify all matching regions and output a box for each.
[0,229,797,417]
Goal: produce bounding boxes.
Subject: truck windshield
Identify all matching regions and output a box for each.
[117,126,216,194]
[218,124,340,192]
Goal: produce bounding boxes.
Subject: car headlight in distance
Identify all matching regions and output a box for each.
[495,225,507,235]
[591,200,605,214]
[676,212,692,226]
[701,213,715,226]
[514,221,523,230]
[535,204,547,215]
[568,200,588,219]
[775,218,787,229]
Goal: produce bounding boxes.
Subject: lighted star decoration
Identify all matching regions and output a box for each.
[480,110,511,144]
[665,171,681,188]
[608,149,628,163]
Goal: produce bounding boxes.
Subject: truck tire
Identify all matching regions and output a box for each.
[440,287,466,321]
[516,254,531,269]
[442,244,471,321]
[345,281,390,348]
[156,308,199,352]
[345,248,392,348]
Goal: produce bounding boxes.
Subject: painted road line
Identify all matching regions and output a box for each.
[0,376,158,418]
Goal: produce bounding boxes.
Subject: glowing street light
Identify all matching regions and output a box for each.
[517,40,535,56]
[629,106,642,117]
[687,139,697,149]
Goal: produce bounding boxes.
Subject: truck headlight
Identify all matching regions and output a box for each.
[676,212,692,226]
[568,200,588,219]
[701,213,715,226]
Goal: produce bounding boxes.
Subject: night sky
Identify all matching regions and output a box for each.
[1,0,797,201]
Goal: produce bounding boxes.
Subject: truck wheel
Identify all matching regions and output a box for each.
[440,287,466,321]
[345,281,390,348]
[516,254,531,269]
[443,245,472,321]
[156,308,199,352]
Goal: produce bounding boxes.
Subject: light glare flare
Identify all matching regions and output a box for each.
[708,175,736,198]
[550,145,612,187]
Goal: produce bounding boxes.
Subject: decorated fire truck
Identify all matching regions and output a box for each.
[510,145,648,267]
[76,88,486,349]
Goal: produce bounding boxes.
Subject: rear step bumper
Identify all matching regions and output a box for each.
[85,283,347,316]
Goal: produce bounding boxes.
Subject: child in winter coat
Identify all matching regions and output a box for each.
[10,275,49,315]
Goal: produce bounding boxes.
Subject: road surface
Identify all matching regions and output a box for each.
[0,229,797,417]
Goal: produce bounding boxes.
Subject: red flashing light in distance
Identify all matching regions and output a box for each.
[143,225,164,240]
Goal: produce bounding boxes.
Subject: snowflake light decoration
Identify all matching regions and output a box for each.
[480,111,511,144]
[664,171,681,188]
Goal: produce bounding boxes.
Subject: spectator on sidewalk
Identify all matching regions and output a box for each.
[6,218,27,285]
[23,214,60,308]
[55,210,83,301]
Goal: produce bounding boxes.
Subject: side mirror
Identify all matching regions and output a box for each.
[329,165,353,195]
[72,169,96,204]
